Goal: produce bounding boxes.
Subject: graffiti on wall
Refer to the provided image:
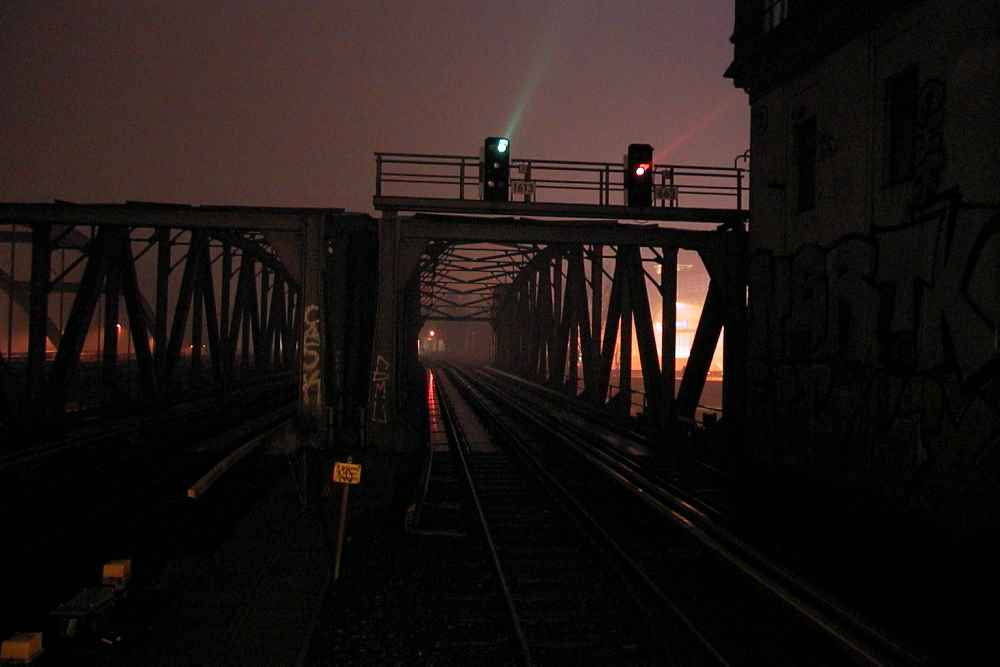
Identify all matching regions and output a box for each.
[747,186,998,507]
[369,354,390,424]
[302,304,322,409]
[745,70,1000,522]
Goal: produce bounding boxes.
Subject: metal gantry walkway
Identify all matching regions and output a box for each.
[364,150,748,452]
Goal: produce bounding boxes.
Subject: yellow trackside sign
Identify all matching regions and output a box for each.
[332,461,362,485]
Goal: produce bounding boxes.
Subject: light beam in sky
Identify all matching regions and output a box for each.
[504,2,564,140]
[657,96,737,161]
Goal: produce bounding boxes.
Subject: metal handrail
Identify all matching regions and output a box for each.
[374,152,746,209]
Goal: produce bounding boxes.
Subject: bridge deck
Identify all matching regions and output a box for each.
[374,195,747,225]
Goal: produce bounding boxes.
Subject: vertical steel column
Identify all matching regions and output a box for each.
[525,274,539,378]
[567,248,597,398]
[102,231,123,398]
[6,224,14,360]
[367,210,426,453]
[162,231,204,385]
[722,231,748,443]
[154,228,170,373]
[626,246,664,425]
[220,241,232,346]
[220,241,233,394]
[119,232,156,400]
[568,312,579,393]
[48,231,108,415]
[618,249,632,416]
[298,212,326,437]
[552,252,562,335]
[248,263,263,370]
[597,253,625,405]
[591,244,602,356]
[517,278,531,376]
[191,264,204,378]
[660,246,678,420]
[27,223,51,405]
[676,280,724,421]
[260,267,271,362]
[537,262,553,379]
[241,296,251,371]
[326,231,349,430]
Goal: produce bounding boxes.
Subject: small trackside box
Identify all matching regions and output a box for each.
[0,632,43,663]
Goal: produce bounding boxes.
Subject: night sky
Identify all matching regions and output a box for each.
[1,1,746,365]
[1,0,745,209]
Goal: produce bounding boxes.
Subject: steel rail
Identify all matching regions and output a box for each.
[444,364,728,664]
[432,368,533,666]
[186,407,295,498]
[0,374,295,471]
[470,367,927,666]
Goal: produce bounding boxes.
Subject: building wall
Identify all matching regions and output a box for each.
[744,0,999,535]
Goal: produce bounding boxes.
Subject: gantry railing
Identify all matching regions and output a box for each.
[374,152,746,212]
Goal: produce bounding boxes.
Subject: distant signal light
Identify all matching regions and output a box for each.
[625,144,654,208]
[481,137,511,202]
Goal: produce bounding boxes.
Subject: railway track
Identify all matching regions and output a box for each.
[0,371,295,471]
[0,397,298,648]
[438,364,926,665]
[423,367,724,664]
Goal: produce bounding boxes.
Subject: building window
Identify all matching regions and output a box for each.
[885,65,918,185]
[762,0,789,33]
[796,116,817,212]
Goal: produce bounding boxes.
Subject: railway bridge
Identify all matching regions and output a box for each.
[3,151,966,663]
[1,152,748,497]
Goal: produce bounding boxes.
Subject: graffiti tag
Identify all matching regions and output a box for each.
[302,304,322,408]
[368,355,390,424]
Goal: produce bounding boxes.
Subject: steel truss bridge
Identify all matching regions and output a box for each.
[1,151,748,480]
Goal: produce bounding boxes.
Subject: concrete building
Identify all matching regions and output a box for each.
[726,0,998,538]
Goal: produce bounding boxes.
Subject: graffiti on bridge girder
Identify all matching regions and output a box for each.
[369,355,390,424]
[302,304,322,409]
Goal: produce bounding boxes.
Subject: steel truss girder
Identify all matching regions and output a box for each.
[0,209,308,441]
[490,227,746,437]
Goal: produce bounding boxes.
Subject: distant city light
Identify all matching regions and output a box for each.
[429,330,435,337]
